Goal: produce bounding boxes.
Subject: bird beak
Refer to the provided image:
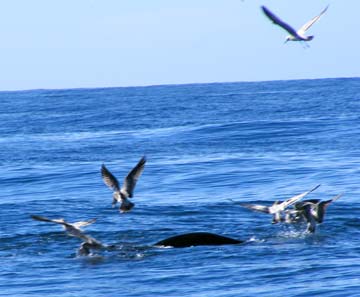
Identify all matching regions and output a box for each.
[284,40,289,44]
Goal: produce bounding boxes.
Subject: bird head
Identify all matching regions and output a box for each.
[78,242,91,256]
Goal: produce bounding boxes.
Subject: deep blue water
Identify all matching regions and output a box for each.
[1,78,360,296]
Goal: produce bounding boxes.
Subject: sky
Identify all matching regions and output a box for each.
[0,0,358,91]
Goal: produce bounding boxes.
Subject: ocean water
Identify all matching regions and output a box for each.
[1,77,360,296]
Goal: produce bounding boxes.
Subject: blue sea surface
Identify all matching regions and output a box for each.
[1,78,360,296]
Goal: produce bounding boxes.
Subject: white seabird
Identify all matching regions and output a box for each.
[233,184,320,224]
[101,156,146,213]
[261,5,329,43]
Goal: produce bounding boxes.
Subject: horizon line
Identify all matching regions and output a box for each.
[0,75,358,93]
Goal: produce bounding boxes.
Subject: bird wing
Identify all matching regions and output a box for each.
[314,194,341,223]
[261,6,299,38]
[121,156,146,198]
[330,193,343,203]
[281,184,321,209]
[67,226,103,246]
[72,218,97,229]
[31,215,66,226]
[74,231,100,244]
[315,193,342,208]
[298,5,329,35]
[101,164,120,192]
[238,203,270,214]
[82,233,103,246]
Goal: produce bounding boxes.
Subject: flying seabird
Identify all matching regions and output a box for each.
[261,5,329,43]
[232,184,320,224]
[101,156,146,212]
[31,215,103,256]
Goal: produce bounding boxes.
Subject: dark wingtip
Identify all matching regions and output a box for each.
[311,184,321,193]
[30,214,49,222]
[138,155,147,166]
[260,5,275,22]
[30,214,42,220]
[101,163,108,173]
[261,5,269,13]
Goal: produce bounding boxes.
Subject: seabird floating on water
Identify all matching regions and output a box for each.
[261,5,329,43]
[101,156,146,213]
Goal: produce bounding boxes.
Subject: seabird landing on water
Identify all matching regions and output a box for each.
[261,5,329,44]
[31,215,104,256]
[291,194,343,233]
[101,156,146,213]
[231,184,320,224]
